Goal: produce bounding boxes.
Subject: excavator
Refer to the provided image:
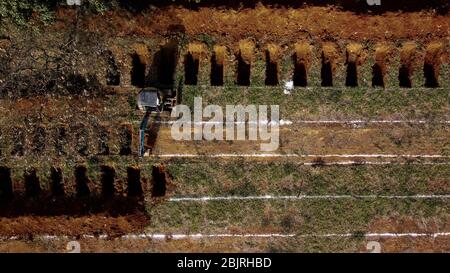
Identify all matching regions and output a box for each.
[136,81,182,156]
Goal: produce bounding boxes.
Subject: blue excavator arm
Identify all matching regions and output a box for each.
[138,109,161,157]
[138,110,150,157]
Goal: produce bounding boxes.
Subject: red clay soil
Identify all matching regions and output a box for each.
[0,213,148,238]
[60,6,450,45]
[0,214,447,253]
[1,3,448,253]
[0,236,448,253]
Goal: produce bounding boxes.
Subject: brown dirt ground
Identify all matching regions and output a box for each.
[2,4,449,253]
[62,6,450,45]
[360,216,450,252]
[0,213,148,238]
[0,206,447,253]
[0,236,448,253]
[153,124,450,156]
[369,215,450,234]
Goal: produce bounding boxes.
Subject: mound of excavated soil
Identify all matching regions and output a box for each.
[59,6,450,45]
[0,213,148,238]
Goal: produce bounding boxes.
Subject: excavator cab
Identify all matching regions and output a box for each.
[136,80,182,156]
[137,87,162,113]
[137,88,162,156]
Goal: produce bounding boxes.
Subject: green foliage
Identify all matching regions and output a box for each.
[84,0,108,13]
[0,0,55,26]
[198,34,215,49]
[0,0,119,26]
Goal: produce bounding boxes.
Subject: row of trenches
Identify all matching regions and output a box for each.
[0,164,170,198]
[111,40,447,88]
[0,122,137,157]
[0,164,172,216]
[107,41,179,88]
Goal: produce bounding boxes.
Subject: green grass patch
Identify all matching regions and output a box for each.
[148,199,449,234]
[183,86,449,120]
[166,161,450,196]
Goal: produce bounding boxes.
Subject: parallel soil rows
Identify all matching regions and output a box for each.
[0,4,449,252]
